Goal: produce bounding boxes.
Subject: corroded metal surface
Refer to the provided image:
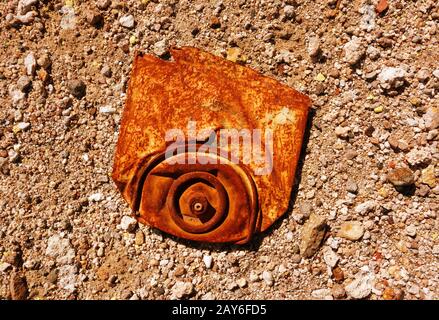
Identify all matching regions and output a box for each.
[112,47,311,244]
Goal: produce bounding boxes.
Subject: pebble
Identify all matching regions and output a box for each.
[314,73,326,82]
[58,264,78,293]
[37,54,51,69]
[88,192,103,202]
[331,284,346,299]
[9,271,28,300]
[337,221,364,241]
[67,79,86,99]
[335,126,350,138]
[387,167,415,187]
[101,65,112,77]
[17,75,31,92]
[119,14,135,29]
[97,0,111,10]
[153,39,168,57]
[46,234,76,265]
[24,52,36,76]
[0,262,12,272]
[10,88,26,105]
[120,216,138,232]
[135,230,145,245]
[237,278,247,288]
[377,67,406,89]
[405,225,417,238]
[203,255,213,269]
[420,165,436,188]
[355,200,376,215]
[86,11,103,28]
[299,213,327,258]
[18,0,38,15]
[171,281,194,299]
[323,247,339,268]
[99,106,116,114]
[307,36,321,58]
[283,5,295,19]
[345,270,374,299]
[201,292,215,300]
[262,271,273,286]
[13,122,30,133]
[311,288,333,300]
[344,36,365,66]
[422,107,439,131]
[346,179,358,194]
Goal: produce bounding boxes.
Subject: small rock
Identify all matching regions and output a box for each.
[24,53,36,76]
[17,75,31,92]
[262,271,273,286]
[283,5,295,19]
[46,234,76,265]
[355,200,376,215]
[299,202,312,219]
[86,11,103,27]
[307,36,320,58]
[37,54,51,69]
[311,288,333,300]
[237,278,247,288]
[345,270,374,299]
[13,122,30,133]
[377,67,406,90]
[405,225,417,237]
[335,126,351,139]
[9,271,28,300]
[332,284,346,299]
[88,192,103,202]
[153,39,168,57]
[120,216,137,232]
[99,106,116,114]
[119,14,135,29]
[18,0,38,15]
[101,65,112,77]
[387,167,415,187]
[67,79,86,99]
[58,264,78,292]
[135,230,145,245]
[416,68,430,82]
[291,254,302,264]
[171,281,194,299]
[405,147,432,167]
[346,179,358,194]
[97,0,111,10]
[332,266,345,282]
[201,292,215,300]
[323,247,339,268]
[420,165,436,188]
[423,107,439,131]
[0,262,12,272]
[375,0,389,14]
[299,213,327,258]
[203,255,213,269]
[344,36,365,66]
[46,269,58,284]
[338,221,364,241]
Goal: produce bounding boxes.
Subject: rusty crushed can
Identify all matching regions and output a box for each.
[112,47,310,244]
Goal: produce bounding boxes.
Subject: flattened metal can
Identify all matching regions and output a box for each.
[112,47,310,244]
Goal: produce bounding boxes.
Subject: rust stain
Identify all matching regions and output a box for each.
[112,47,311,244]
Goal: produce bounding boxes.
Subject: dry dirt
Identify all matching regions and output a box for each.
[0,0,438,300]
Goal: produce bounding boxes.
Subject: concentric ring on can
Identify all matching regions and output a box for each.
[167,171,228,234]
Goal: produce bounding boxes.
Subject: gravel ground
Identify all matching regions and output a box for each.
[1,0,438,300]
